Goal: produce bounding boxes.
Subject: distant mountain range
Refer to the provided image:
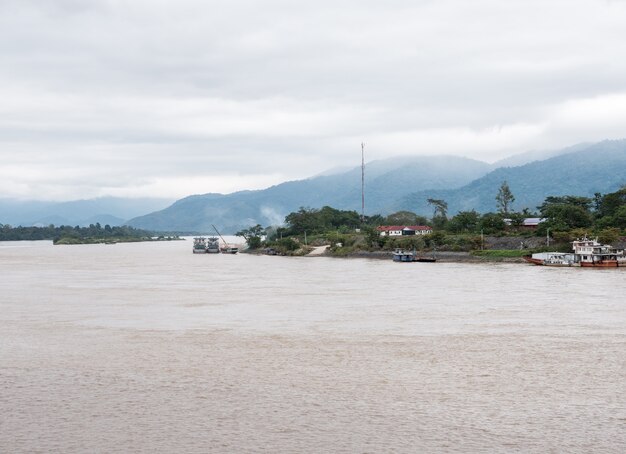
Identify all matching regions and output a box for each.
[127,156,492,233]
[3,140,624,234]
[128,140,625,233]
[0,197,173,227]
[400,140,626,215]
[489,142,591,168]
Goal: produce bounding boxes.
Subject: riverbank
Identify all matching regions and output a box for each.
[318,249,525,263]
[242,245,527,262]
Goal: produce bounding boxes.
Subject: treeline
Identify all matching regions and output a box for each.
[237,185,626,252]
[254,206,431,237]
[0,222,155,243]
[269,186,625,236]
[440,187,626,235]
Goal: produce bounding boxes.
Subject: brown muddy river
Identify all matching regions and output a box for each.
[1,239,625,452]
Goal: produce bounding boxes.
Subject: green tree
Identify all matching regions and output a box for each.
[363,214,385,226]
[364,226,386,248]
[447,210,480,233]
[236,224,265,249]
[538,196,593,213]
[539,202,593,231]
[596,227,621,245]
[284,207,320,234]
[593,192,603,212]
[427,198,448,230]
[479,212,506,234]
[595,186,626,218]
[276,237,300,252]
[427,198,448,219]
[318,206,361,230]
[614,205,626,229]
[235,224,264,240]
[284,206,361,235]
[495,181,515,215]
[247,236,262,249]
[506,211,525,228]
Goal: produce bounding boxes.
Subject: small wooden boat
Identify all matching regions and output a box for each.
[392,249,436,263]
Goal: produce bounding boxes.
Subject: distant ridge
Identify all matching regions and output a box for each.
[0,197,173,227]
[6,140,624,234]
[127,156,491,233]
[128,140,625,232]
[400,140,626,215]
[491,142,591,168]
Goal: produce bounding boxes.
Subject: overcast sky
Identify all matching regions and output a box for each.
[2,0,626,201]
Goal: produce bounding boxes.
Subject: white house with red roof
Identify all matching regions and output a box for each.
[376,225,433,236]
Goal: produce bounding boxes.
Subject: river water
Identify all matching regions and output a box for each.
[1,239,625,453]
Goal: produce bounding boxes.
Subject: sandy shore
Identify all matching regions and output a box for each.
[306,245,330,256]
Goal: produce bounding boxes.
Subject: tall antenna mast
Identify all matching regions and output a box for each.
[361,142,365,222]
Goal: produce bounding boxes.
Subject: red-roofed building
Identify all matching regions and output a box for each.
[376,225,433,236]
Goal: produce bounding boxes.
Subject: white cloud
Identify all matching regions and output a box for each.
[1,0,626,200]
[551,93,626,131]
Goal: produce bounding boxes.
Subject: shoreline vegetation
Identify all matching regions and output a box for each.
[53,236,182,245]
[3,186,624,259]
[326,249,533,262]
[238,186,626,262]
[0,223,181,245]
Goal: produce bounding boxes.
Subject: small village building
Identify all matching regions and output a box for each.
[503,217,545,230]
[376,225,433,236]
[521,218,544,229]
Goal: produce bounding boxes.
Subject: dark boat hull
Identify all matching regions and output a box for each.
[523,256,544,265]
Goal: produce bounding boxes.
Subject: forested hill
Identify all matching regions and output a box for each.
[125,140,626,233]
[400,140,626,216]
[127,156,491,233]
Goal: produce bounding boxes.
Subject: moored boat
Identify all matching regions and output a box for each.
[523,252,576,267]
[206,237,220,253]
[212,224,238,254]
[524,237,624,267]
[193,237,207,254]
[392,248,436,263]
[573,238,624,267]
[393,249,415,262]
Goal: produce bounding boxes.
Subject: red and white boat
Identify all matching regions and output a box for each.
[573,238,625,267]
[524,237,625,268]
